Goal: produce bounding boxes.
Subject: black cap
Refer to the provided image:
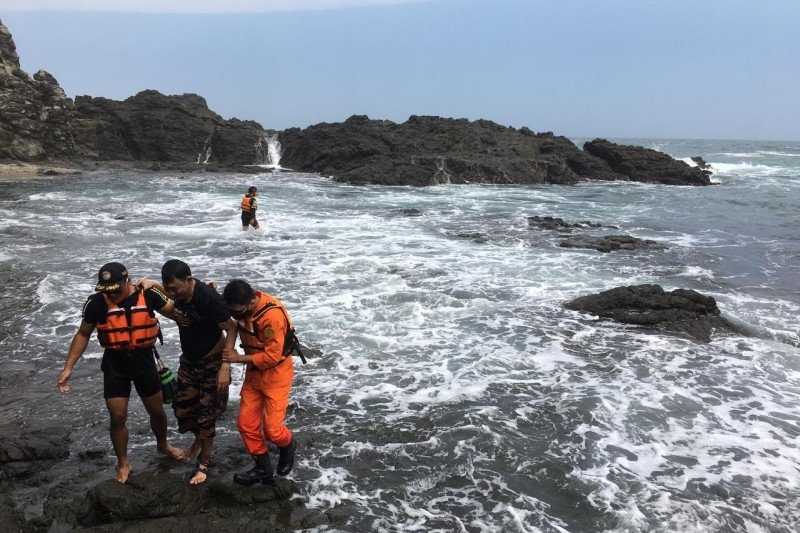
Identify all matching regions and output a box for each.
[95,262,128,292]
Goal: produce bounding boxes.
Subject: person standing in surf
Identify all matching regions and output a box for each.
[139,260,238,485]
[241,186,260,230]
[56,262,185,483]
[222,279,298,485]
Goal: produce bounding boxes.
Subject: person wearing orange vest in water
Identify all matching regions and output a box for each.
[56,262,186,483]
[222,279,297,485]
[241,186,259,230]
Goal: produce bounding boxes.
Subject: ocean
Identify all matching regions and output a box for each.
[0,138,798,532]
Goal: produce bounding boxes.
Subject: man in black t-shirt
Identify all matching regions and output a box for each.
[56,262,185,484]
[142,259,237,485]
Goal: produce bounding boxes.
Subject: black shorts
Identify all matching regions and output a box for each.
[241,211,258,227]
[101,349,161,399]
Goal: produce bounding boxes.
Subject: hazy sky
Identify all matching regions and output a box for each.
[3,0,798,140]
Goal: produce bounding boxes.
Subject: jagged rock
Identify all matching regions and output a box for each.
[279,115,628,186]
[527,215,604,232]
[0,19,263,167]
[584,139,712,186]
[559,235,666,252]
[0,19,79,160]
[279,115,705,186]
[564,284,735,342]
[691,156,711,170]
[73,91,264,165]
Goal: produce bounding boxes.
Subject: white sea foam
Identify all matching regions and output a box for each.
[710,161,789,177]
[2,167,799,531]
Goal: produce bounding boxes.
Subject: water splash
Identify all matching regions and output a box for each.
[255,134,284,170]
[432,156,452,184]
[196,138,212,164]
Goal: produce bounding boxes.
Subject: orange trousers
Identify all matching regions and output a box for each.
[237,358,294,455]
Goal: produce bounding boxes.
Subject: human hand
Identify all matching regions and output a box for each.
[57,367,72,393]
[135,277,157,290]
[217,365,231,392]
[222,349,245,364]
[172,309,192,327]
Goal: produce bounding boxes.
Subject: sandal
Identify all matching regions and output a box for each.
[189,462,208,485]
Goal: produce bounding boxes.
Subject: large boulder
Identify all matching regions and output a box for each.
[584,139,712,186]
[564,284,734,342]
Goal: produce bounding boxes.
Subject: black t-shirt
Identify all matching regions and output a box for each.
[174,279,230,359]
[82,287,168,356]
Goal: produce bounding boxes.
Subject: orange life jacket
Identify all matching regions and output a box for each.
[238,292,298,359]
[96,289,161,351]
[241,194,255,213]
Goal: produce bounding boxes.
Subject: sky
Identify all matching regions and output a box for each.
[3,0,799,140]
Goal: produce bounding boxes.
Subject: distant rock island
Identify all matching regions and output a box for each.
[0,19,711,186]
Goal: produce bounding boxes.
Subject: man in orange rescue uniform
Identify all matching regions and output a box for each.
[222,279,297,485]
[57,262,185,483]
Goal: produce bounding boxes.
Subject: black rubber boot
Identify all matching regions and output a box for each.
[277,439,296,476]
[233,454,273,486]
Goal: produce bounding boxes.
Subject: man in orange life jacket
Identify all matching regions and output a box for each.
[241,186,259,230]
[56,262,185,483]
[222,279,296,485]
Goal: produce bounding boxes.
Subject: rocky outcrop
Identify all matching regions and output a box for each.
[564,284,736,342]
[0,19,264,168]
[279,116,713,186]
[73,91,264,165]
[559,235,666,253]
[70,470,332,530]
[527,215,606,232]
[0,19,80,160]
[279,115,628,186]
[584,139,712,186]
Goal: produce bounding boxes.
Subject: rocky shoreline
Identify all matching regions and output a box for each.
[1,18,711,186]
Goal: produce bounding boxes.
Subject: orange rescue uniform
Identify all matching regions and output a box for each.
[236,291,294,454]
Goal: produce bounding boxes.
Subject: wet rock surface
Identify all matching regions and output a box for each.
[527,215,606,232]
[279,115,708,186]
[559,235,666,253]
[584,139,712,186]
[564,284,737,342]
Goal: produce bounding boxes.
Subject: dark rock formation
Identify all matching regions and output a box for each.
[559,235,666,253]
[564,284,735,342]
[0,427,70,464]
[0,19,264,168]
[71,470,332,531]
[73,91,264,165]
[691,156,711,170]
[527,215,605,232]
[279,116,713,186]
[0,19,80,160]
[584,139,712,186]
[280,115,631,186]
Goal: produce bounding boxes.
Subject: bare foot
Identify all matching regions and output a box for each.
[158,443,186,461]
[189,464,208,485]
[115,462,132,483]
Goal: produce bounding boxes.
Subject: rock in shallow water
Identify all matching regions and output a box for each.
[564,284,736,342]
[559,235,666,253]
